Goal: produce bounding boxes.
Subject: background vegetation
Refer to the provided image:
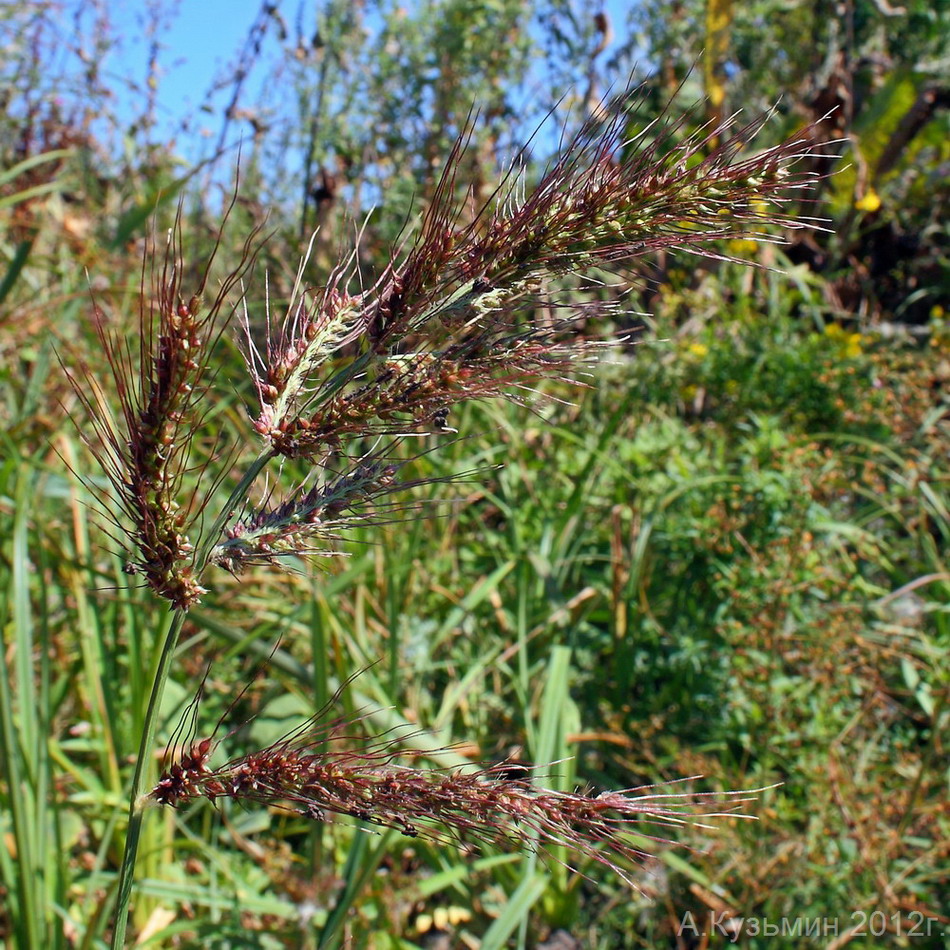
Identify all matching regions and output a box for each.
[1,0,947,947]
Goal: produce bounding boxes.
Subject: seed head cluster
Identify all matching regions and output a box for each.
[244,103,825,466]
[69,208,260,608]
[76,90,828,937]
[209,456,402,573]
[150,706,765,886]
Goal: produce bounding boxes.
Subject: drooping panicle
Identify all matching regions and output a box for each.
[150,697,771,887]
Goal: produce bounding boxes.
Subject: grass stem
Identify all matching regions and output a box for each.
[109,607,186,950]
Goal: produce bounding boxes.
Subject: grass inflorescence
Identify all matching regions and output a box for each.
[150,701,770,890]
[3,7,947,945]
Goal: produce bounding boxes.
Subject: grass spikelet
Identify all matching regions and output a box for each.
[67,202,261,608]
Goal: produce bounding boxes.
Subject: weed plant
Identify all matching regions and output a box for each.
[39,91,824,947]
[2,61,948,950]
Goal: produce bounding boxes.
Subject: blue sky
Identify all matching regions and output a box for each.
[101,0,637,168]
[105,2,275,150]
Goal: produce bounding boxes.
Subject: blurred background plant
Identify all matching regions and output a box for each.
[1,1,947,948]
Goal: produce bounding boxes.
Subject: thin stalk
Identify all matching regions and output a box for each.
[110,449,274,948]
[109,607,186,950]
[317,830,397,950]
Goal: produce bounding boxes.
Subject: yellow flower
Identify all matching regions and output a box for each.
[843,336,862,358]
[727,238,759,257]
[855,189,881,213]
[824,323,863,358]
[688,342,709,359]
